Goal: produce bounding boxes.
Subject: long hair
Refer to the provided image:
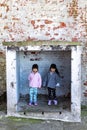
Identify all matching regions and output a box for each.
[50,64,61,77]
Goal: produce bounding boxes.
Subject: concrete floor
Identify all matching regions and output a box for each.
[18,95,71,113]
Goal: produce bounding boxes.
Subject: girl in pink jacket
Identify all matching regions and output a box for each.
[28,64,42,106]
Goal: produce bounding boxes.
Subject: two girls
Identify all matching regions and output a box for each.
[28,63,61,106]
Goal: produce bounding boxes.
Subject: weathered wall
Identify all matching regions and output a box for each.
[0,0,87,43]
[0,48,6,95]
[81,47,87,105]
[6,46,81,122]
[17,51,71,96]
[0,0,87,104]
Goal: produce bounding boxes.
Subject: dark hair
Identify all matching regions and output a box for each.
[50,64,60,77]
[32,64,38,70]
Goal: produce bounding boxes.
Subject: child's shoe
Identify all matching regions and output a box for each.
[48,100,52,106]
[34,103,38,106]
[29,102,33,106]
[53,100,58,105]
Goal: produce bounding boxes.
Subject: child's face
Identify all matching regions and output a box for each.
[32,68,38,73]
[50,68,56,72]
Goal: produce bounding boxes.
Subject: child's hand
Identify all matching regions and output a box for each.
[56,83,60,87]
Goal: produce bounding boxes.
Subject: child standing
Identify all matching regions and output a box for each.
[43,64,61,106]
[28,64,42,106]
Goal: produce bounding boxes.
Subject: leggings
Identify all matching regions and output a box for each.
[29,87,37,103]
[48,87,56,100]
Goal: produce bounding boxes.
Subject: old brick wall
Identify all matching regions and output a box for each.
[0,48,6,96]
[81,47,87,105]
[0,0,86,43]
[0,0,87,104]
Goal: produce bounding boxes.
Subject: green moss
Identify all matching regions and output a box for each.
[81,105,87,117]
[81,110,87,117]
[3,41,81,46]
[7,116,43,123]
[81,105,87,110]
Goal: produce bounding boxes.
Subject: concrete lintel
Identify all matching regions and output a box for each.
[3,41,81,47]
[7,45,80,51]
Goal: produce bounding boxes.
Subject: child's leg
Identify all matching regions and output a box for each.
[52,88,56,99]
[48,87,52,105]
[52,88,58,105]
[29,88,34,104]
[33,88,38,105]
[48,87,52,100]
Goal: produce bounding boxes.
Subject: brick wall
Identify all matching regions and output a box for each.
[0,0,87,104]
[0,0,87,43]
[0,48,6,95]
[81,47,87,105]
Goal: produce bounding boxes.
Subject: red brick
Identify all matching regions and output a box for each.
[54,33,59,36]
[34,25,39,29]
[45,32,50,36]
[44,20,53,24]
[53,26,59,30]
[31,20,35,26]
[59,0,64,2]
[40,25,45,29]
[4,26,9,29]
[37,19,40,22]
[72,37,78,42]
[12,17,20,21]
[59,22,66,28]
[0,14,2,17]
[50,38,55,40]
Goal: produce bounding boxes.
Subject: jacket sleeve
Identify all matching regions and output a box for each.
[55,74,59,84]
[38,74,42,88]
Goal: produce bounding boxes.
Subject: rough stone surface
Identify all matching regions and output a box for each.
[0,0,86,43]
[6,46,81,122]
[0,0,87,105]
[0,48,6,96]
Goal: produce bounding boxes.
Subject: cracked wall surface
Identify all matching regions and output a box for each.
[0,0,87,104]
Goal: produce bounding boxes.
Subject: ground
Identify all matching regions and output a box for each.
[18,95,71,113]
[0,96,87,130]
[0,115,87,130]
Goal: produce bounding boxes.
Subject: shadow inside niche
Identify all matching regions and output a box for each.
[0,91,7,113]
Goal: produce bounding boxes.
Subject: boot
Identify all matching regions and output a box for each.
[53,100,58,105]
[48,100,52,105]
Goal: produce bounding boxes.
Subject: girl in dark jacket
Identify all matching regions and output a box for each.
[43,64,62,106]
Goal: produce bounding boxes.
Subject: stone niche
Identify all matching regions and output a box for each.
[6,41,82,122]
